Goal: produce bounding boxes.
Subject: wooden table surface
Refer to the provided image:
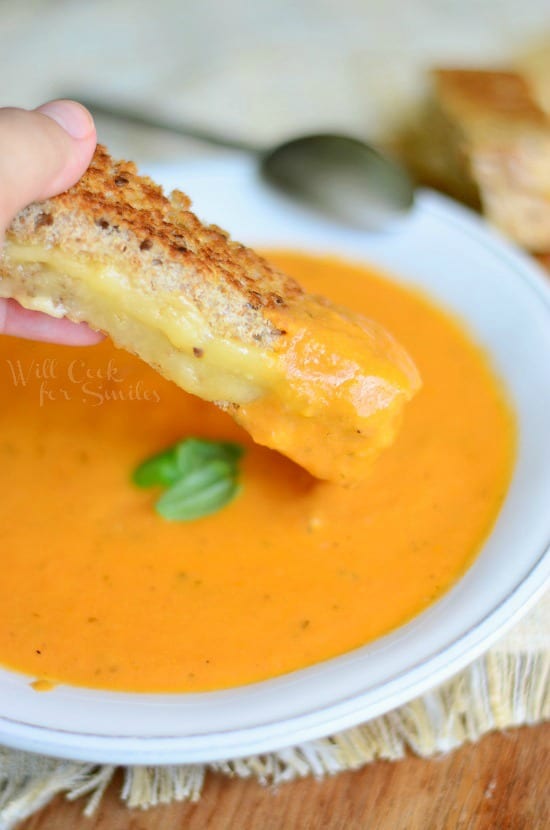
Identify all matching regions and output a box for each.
[19,723,548,830]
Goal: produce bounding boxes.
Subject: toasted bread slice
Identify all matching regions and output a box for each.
[402,69,550,252]
[0,145,420,484]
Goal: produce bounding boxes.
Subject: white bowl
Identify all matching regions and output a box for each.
[0,156,548,764]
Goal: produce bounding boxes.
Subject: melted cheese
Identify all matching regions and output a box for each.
[4,242,420,483]
[5,242,273,402]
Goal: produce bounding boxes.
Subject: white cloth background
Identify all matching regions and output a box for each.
[1,0,550,159]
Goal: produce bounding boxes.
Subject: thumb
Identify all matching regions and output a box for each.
[0,100,96,230]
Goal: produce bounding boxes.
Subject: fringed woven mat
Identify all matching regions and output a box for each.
[0,593,547,830]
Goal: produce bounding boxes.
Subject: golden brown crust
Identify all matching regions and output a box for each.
[7,144,303,347]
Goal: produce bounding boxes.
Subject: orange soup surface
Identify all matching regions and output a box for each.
[0,253,515,692]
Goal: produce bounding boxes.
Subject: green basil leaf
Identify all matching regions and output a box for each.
[134,438,245,522]
[175,438,244,475]
[156,460,240,521]
[132,446,181,487]
[133,438,244,488]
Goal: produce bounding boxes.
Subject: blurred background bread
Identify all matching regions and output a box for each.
[399,68,550,253]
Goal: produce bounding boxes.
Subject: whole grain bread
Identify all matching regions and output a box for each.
[7,144,302,346]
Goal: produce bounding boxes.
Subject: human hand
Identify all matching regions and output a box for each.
[0,100,103,344]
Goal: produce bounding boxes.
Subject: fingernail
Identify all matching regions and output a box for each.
[36,100,95,140]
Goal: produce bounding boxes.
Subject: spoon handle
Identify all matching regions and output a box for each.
[68,96,261,154]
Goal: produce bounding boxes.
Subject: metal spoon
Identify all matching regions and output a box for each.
[72,97,415,230]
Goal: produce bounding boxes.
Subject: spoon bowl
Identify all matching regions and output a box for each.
[261,133,414,229]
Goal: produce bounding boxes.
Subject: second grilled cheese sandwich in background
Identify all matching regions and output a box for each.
[402,69,550,253]
[0,145,420,484]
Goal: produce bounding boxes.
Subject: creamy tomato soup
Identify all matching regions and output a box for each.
[0,253,515,692]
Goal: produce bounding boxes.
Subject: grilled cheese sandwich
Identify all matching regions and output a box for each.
[0,145,420,483]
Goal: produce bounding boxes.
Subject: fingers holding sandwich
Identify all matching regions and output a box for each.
[0,100,103,344]
[0,100,96,227]
[0,299,104,344]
